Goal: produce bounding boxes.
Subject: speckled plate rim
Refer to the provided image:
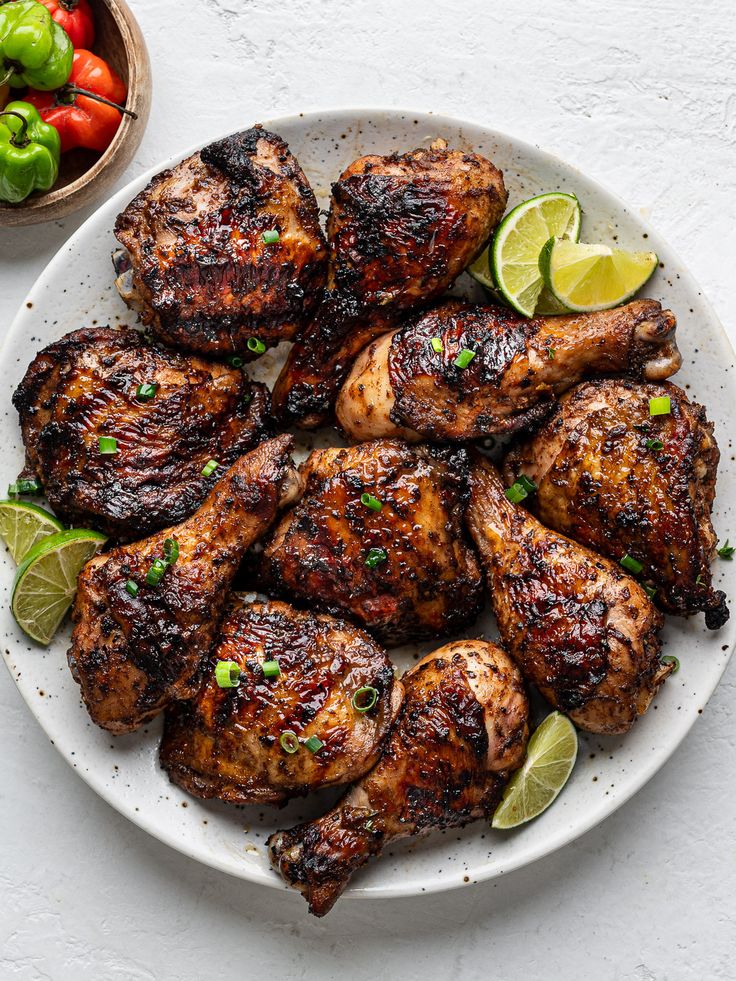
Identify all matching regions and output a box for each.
[2,106,735,902]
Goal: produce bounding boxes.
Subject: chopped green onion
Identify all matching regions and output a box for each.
[99,436,118,455]
[620,553,643,575]
[201,459,219,478]
[360,492,382,512]
[146,558,167,587]
[262,229,280,244]
[262,659,281,679]
[215,659,242,688]
[695,573,704,586]
[352,685,378,712]
[505,483,528,504]
[280,730,299,754]
[430,337,443,353]
[247,337,266,355]
[242,391,252,406]
[661,654,680,673]
[365,547,387,569]
[645,438,664,451]
[717,539,735,560]
[547,347,556,360]
[7,477,42,497]
[304,735,324,753]
[643,583,657,600]
[649,396,671,416]
[125,580,139,598]
[454,348,476,369]
[163,537,179,565]
[227,355,244,368]
[136,383,157,401]
[515,474,537,495]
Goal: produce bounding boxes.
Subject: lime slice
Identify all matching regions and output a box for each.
[491,192,581,317]
[0,500,64,564]
[11,529,107,645]
[492,711,578,829]
[539,238,658,313]
[468,251,571,315]
[467,249,497,293]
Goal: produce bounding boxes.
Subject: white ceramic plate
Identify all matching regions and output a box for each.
[2,109,735,903]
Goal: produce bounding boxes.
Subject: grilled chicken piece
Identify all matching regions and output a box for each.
[466,457,671,734]
[504,379,728,628]
[114,127,327,357]
[261,440,484,645]
[272,139,508,427]
[269,639,529,916]
[12,326,270,540]
[160,598,403,805]
[336,298,682,442]
[68,437,300,734]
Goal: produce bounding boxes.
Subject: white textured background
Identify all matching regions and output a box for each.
[2,2,736,979]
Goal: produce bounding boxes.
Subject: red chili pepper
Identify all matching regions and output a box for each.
[39,0,95,49]
[26,49,134,154]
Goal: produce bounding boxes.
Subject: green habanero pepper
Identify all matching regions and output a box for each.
[0,101,60,203]
[0,0,73,91]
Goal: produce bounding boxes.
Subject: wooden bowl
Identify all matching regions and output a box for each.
[0,0,151,227]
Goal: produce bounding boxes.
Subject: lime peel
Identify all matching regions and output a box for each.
[0,500,64,564]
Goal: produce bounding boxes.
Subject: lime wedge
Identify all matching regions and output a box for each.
[467,249,497,293]
[11,529,107,645]
[491,192,581,317]
[492,711,578,829]
[0,500,64,564]
[539,238,658,313]
[468,252,572,315]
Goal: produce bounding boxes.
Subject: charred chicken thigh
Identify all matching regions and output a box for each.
[466,457,671,734]
[269,639,529,917]
[261,439,484,645]
[13,326,270,540]
[114,127,327,358]
[504,379,728,628]
[336,298,681,442]
[69,437,300,734]
[161,598,403,805]
[272,139,508,427]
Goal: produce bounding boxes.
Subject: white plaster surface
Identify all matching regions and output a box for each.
[1,2,736,978]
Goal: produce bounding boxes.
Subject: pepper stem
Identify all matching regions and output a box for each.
[0,110,30,148]
[61,85,138,119]
[59,0,80,9]
[0,66,14,88]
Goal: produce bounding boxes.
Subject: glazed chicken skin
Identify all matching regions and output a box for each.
[336,298,681,443]
[466,458,672,734]
[69,437,300,734]
[504,379,728,628]
[272,139,508,427]
[261,440,484,645]
[160,598,403,805]
[12,326,270,540]
[269,640,529,917]
[114,127,327,357]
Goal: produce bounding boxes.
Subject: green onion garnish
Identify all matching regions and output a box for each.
[505,483,528,504]
[215,659,242,688]
[125,580,139,598]
[643,583,657,600]
[247,337,266,355]
[136,383,157,401]
[661,654,680,673]
[695,573,704,586]
[360,492,382,512]
[7,477,42,497]
[717,539,735,560]
[430,337,443,353]
[201,459,219,478]
[352,685,378,712]
[99,436,118,455]
[645,437,664,451]
[305,735,324,753]
[227,355,244,368]
[163,537,179,565]
[454,349,476,369]
[649,396,671,416]
[620,553,643,575]
[262,229,280,244]
[262,659,280,679]
[515,474,537,495]
[547,347,556,360]
[365,547,387,569]
[280,730,299,754]
[146,558,167,587]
